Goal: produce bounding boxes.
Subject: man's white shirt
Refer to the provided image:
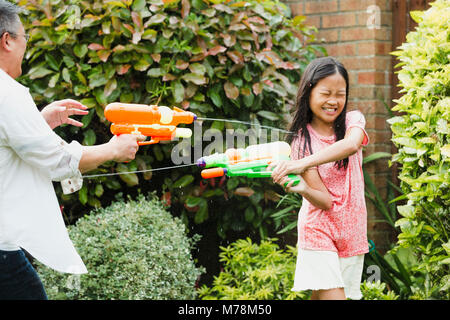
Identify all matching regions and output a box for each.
[0,68,87,274]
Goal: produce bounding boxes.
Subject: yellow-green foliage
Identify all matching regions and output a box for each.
[197,238,308,300]
[389,0,449,299]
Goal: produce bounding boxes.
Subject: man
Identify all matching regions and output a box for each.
[0,1,143,299]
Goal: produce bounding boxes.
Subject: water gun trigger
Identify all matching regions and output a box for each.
[137,138,160,146]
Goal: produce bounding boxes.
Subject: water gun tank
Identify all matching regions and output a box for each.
[245,141,291,159]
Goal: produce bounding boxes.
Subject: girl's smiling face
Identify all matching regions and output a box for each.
[309,72,347,132]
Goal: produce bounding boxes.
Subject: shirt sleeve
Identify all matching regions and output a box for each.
[0,88,83,193]
[346,110,369,146]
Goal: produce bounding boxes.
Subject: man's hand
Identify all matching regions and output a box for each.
[108,134,146,163]
[41,99,89,129]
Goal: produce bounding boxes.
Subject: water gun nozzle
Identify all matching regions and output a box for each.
[196,158,206,168]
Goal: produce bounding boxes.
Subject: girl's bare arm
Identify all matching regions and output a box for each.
[281,168,332,211]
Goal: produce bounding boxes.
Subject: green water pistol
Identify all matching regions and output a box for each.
[195,141,301,187]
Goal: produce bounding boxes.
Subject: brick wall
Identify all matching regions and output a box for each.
[283,0,397,253]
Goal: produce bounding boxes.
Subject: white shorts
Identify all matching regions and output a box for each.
[292,248,365,300]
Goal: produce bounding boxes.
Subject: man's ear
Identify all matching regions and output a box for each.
[0,32,14,52]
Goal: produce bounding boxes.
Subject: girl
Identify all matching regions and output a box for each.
[268,57,370,300]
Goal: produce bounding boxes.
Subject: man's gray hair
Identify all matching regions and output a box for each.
[0,0,22,37]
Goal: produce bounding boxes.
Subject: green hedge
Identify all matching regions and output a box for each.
[389,0,449,299]
[36,194,204,299]
[17,0,324,239]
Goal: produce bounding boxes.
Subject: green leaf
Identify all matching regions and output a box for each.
[244,206,255,222]
[208,86,222,107]
[116,163,139,187]
[172,80,185,103]
[132,0,146,11]
[182,73,207,85]
[363,152,392,164]
[62,56,75,68]
[257,110,280,121]
[194,199,208,224]
[80,98,97,109]
[441,145,450,157]
[147,14,166,26]
[79,185,88,205]
[134,59,151,71]
[62,68,71,83]
[243,92,254,107]
[28,66,53,80]
[83,129,96,146]
[45,54,60,71]
[94,184,104,197]
[189,63,206,75]
[152,144,164,161]
[397,205,415,219]
[191,0,208,10]
[89,72,108,88]
[105,1,127,8]
[409,10,423,23]
[82,109,95,128]
[147,68,164,77]
[173,175,194,188]
[142,29,157,42]
[74,44,88,58]
[186,196,202,207]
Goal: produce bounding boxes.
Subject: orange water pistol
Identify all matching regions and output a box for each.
[196,141,301,187]
[104,103,197,146]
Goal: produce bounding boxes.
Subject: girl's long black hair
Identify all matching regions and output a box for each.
[287,57,350,170]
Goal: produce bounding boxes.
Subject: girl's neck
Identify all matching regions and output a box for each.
[310,118,335,137]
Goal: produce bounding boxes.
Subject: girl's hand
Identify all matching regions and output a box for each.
[277,175,308,194]
[267,159,309,185]
[41,99,89,129]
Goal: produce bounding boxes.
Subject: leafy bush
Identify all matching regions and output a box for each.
[389,0,449,299]
[17,0,324,238]
[197,237,309,300]
[36,194,204,299]
[198,237,399,300]
[360,280,398,300]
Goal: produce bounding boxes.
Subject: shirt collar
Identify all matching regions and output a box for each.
[0,67,29,91]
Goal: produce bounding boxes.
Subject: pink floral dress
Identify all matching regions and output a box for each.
[291,110,370,257]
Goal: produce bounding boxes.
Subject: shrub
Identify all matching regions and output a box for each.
[17,0,324,239]
[197,237,309,300]
[197,237,399,300]
[360,280,399,300]
[389,0,449,299]
[36,194,204,299]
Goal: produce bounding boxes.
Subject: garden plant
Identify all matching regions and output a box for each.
[35,194,204,299]
[198,237,398,300]
[389,0,449,299]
